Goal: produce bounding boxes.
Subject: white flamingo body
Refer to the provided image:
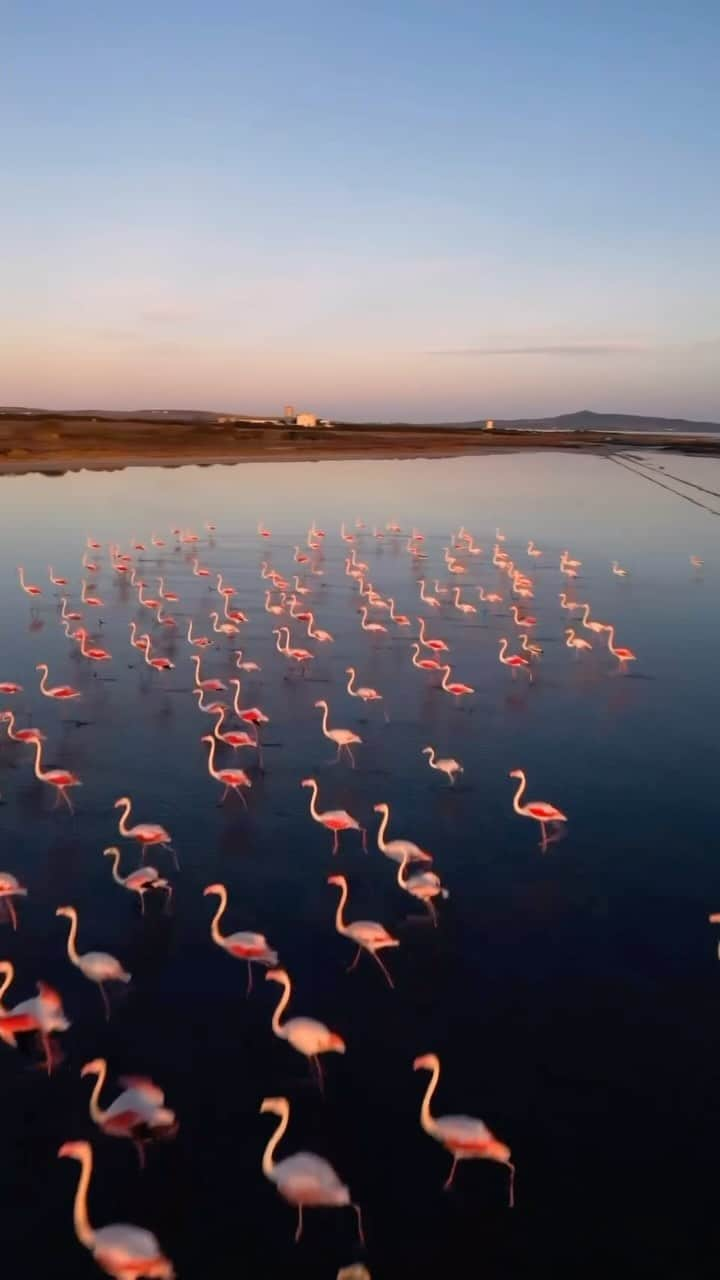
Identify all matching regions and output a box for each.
[328,874,399,988]
[413,1054,514,1200]
[302,778,365,853]
[314,700,362,766]
[56,906,130,1018]
[260,1097,362,1243]
[422,746,463,785]
[204,883,277,993]
[374,802,432,864]
[267,969,345,1087]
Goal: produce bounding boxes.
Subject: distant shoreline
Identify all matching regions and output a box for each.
[1,414,719,476]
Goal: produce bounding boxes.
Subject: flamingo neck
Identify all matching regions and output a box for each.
[271,976,291,1037]
[397,854,410,889]
[441,666,451,690]
[117,798,132,835]
[420,1060,441,1135]
[191,655,201,685]
[419,617,426,639]
[87,1063,108,1124]
[306,781,320,820]
[453,587,460,602]
[232,680,241,716]
[319,702,329,734]
[64,911,80,965]
[69,1148,96,1249]
[512,773,527,815]
[33,737,47,782]
[262,1104,289,1178]
[38,665,49,694]
[210,889,227,944]
[206,736,219,779]
[333,880,349,933]
[376,805,390,850]
[187,620,193,641]
[346,669,355,694]
[0,961,14,1002]
[499,638,508,659]
[108,850,124,886]
[426,748,437,768]
[605,626,617,654]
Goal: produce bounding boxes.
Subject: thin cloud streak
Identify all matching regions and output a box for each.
[429,343,651,358]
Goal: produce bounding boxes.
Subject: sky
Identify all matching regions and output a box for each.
[2,0,719,421]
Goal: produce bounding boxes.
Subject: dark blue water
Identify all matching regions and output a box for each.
[0,451,718,1277]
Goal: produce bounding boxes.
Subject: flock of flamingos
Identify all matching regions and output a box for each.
[1,519,643,1279]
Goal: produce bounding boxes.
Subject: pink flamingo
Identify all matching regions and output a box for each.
[151,532,166,548]
[36,663,81,700]
[258,522,271,538]
[373,802,432,864]
[327,874,399,988]
[314,700,362,766]
[260,1095,363,1244]
[210,611,239,637]
[273,627,314,674]
[417,579,441,608]
[417,617,448,652]
[559,593,581,612]
[307,613,334,643]
[498,638,532,682]
[0,680,22,694]
[234,649,260,672]
[57,1141,175,1278]
[388,598,411,626]
[0,711,44,745]
[266,968,346,1090]
[192,688,225,716]
[265,590,285,616]
[104,848,171,913]
[358,606,386,634]
[81,580,104,608]
[139,639,174,671]
[74,629,111,662]
[411,643,443,672]
[114,796,176,865]
[439,665,474,698]
[17,566,42,599]
[509,768,567,850]
[137,581,160,610]
[452,588,476,615]
[49,567,69,587]
[413,1054,514,1200]
[202,735,252,805]
[60,596,82,622]
[510,604,536,627]
[579,602,607,635]
[397,852,448,925]
[129,622,150,653]
[422,746,463,787]
[301,778,366,854]
[345,668,382,704]
[56,906,131,1019]
[519,633,542,658]
[192,557,210,577]
[157,577,179,602]
[81,1058,176,1168]
[527,540,542,557]
[187,619,212,648]
[211,706,257,751]
[0,964,70,1074]
[565,628,592,653]
[0,872,27,929]
[602,624,637,671]
[204,883,277,993]
[191,653,226,693]
[31,738,81,811]
[478,586,503,605]
[216,573,236,599]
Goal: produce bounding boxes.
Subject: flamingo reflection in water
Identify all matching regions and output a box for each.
[260,1096,364,1244]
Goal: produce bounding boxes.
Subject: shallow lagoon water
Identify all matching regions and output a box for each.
[0,449,718,1277]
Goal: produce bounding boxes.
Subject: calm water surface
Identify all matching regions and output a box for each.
[0,450,718,1277]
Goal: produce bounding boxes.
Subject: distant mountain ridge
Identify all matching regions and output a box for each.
[449,409,720,433]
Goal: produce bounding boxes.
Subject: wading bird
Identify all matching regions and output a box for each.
[201,735,252,805]
[314,700,362,767]
[56,906,131,1019]
[81,1058,177,1167]
[114,796,176,865]
[31,738,81,812]
[0,962,69,1074]
[373,802,432,864]
[266,968,346,1090]
[204,883,277,994]
[327,874,399,988]
[421,746,463,786]
[509,768,567,851]
[413,1053,514,1202]
[103,848,171,913]
[302,778,366,853]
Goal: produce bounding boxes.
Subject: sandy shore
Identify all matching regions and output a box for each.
[0,414,717,475]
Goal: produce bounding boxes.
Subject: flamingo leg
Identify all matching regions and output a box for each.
[246,961,253,996]
[507,1160,516,1208]
[352,1202,365,1246]
[237,788,248,810]
[370,947,395,989]
[427,899,438,927]
[134,1139,147,1171]
[539,821,548,851]
[443,1155,459,1190]
[139,889,146,915]
[41,1031,52,1076]
[332,829,339,856]
[346,745,356,768]
[6,898,17,931]
[311,1054,324,1094]
[347,945,363,973]
[98,981,111,1021]
[294,1204,304,1243]
[360,826,367,853]
[220,785,229,803]
[164,842,179,871]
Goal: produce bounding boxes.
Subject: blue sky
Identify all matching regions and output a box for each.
[3,0,719,419]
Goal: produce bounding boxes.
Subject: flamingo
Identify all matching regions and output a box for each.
[519,633,543,658]
[211,705,257,751]
[258,522,272,538]
[103,848,171,913]
[417,617,448,652]
[612,560,629,577]
[565,628,592,653]
[579,602,607,635]
[266,968,346,1089]
[31,738,81,812]
[690,555,704,570]
[0,710,45,745]
[0,872,27,930]
[397,852,448,925]
[413,1054,514,1201]
[56,906,131,1019]
[327,874,399,988]
[301,778,366,854]
[190,653,226,693]
[440,665,475,698]
[527,540,542,557]
[314,700,362,767]
[192,688,225,716]
[373,802,432,864]
[0,963,70,1074]
[422,746,463,786]
[477,586,503,605]
[260,1096,363,1245]
[74,629,112,662]
[265,590,285,616]
[510,604,536,627]
[187,619,212,648]
[61,596,82,622]
[49,566,69,586]
[137,582,160,610]
[452,587,476,615]
[307,613,334,643]
[81,579,104,608]
[114,796,176,865]
[140,639,174,672]
[129,622,151,653]
[201,735,252,805]
[601,624,637,671]
[58,1141,175,1279]
[345,668,382,704]
[151,533,166,548]
[157,577,179,602]
[17,566,42,599]
[233,651,261,673]
[191,557,210,577]
[358,606,386,634]
[0,680,22,694]
[81,1059,177,1167]
[204,883,277,994]
[416,579,442,607]
[209,611,239,637]
[560,550,582,570]
[410,643,443,672]
[273,627,315,674]
[558,592,581,613]
[509,768,567,851]
[497,638,532,682]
